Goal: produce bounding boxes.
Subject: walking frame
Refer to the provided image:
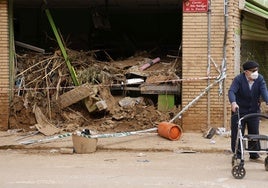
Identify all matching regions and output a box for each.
[231,109,268,179]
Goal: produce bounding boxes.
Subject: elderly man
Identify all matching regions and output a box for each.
[228,61,268,161]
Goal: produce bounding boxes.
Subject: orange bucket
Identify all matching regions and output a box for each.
[157,122,182,141]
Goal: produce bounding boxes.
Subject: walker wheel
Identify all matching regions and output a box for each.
[264,157,268,171]
[232,165,246,179]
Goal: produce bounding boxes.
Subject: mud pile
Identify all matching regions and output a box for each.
[9,49,181,135]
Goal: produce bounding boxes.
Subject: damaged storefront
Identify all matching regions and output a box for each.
[4,0,183,135]
[0,0,267,136]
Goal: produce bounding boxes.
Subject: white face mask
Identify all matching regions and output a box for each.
[250,71,259,80]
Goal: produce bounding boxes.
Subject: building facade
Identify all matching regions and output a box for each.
[182,0,268,131]
[182,0,240,131]
[0,0,267,131]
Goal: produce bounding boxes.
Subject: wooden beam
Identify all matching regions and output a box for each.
[140,84,180,95]
[58,83,98,109]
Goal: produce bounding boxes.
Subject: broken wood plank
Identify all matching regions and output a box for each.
[58,83,98,109]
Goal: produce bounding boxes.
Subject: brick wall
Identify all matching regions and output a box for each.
[0,0,9,130]
[182,0,240,131]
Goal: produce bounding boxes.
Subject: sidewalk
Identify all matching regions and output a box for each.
[0,130,231,153]
[2,119,268,154]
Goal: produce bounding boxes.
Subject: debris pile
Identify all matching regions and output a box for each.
[9,49,182,135]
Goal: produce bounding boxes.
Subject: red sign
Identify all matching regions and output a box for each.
[183,0,208,13]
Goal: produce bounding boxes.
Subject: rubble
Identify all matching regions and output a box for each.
[9,49,182,135]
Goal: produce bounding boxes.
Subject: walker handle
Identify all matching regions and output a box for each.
[235,108,240,120]
[240,113,268,121]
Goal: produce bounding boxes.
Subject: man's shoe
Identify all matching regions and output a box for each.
[249,156,263,164]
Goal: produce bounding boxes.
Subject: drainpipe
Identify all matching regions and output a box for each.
[221,0,228,128]
[207,0,212,128]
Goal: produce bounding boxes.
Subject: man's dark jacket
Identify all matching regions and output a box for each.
[228,73,268,115]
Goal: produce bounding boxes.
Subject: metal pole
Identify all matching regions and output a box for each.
[222,0,228,128]
[169,75,226,123]
[207,0,212,128]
